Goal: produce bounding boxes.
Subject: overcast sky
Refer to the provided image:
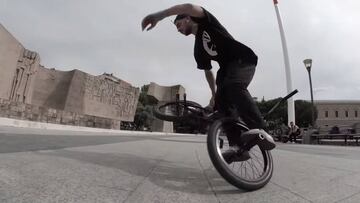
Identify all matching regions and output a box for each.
[1,0,359,106]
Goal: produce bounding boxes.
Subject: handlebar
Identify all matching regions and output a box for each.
[282,89,298,101]
[263,89,298,119]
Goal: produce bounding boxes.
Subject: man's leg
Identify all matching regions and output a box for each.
[221,62,265,129]
[217,62,275,158]
[292,133,297,143]
[225,63,275,150]
[224,84,266,129]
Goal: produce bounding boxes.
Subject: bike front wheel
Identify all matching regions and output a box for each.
[207,118,274,191]
[153,100,206,122]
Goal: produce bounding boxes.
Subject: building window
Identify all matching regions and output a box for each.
[356,111,358,118]
[325,111,328,118]
[345,111,349,117]
[335,111,339,118]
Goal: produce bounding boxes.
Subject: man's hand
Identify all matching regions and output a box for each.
[141,13,163,31]
[141,4,204,31]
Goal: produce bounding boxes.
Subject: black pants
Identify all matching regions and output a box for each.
[289,133,297,142]
[215,62,266,130]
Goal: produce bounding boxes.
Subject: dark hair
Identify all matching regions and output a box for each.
[174,14,188,23]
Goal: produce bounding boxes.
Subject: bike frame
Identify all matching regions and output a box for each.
[176,89,298,125]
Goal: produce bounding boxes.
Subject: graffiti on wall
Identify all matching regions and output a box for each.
[84,74,139,118]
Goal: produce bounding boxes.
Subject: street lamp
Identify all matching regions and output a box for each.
[303,59,315,127]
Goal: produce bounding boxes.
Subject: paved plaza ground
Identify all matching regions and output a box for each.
[0,126,360,203]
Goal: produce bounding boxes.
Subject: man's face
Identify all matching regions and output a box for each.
[174,17,192,36]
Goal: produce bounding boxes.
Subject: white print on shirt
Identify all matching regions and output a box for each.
[202,31,218,57]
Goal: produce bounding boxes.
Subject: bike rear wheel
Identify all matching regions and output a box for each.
[207,118,273,191]
[153,100,206,122]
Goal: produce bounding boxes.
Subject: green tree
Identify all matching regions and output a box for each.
[134,104,154,130]
[294,100,318,127]
[137,85,158,107]
[257,97,287,125]
[133,85,158,131]
[257,99,317,128]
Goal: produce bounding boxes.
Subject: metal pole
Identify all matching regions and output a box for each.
[307,69,315,127]
[273,0,296,125]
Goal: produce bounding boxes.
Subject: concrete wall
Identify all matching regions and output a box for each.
[147,82,185,102]
[64,70,86,113]
[31,67,74,110]
[0,23,139,127]
[31,68,140,122]
[0,98,120,129]
[0,24,23,99]
[12,50,40,104]
[82,74,140,121]
[146,82,186,133]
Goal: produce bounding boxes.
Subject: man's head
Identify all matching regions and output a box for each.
[174,14,194,36]
[290,121,294,126]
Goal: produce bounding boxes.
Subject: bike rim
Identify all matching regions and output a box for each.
[215,126,270,182]
[157,102,207,117]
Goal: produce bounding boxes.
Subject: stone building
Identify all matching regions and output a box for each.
[315,100,360,127]
[0,23,139,129]
[146,82,186,133]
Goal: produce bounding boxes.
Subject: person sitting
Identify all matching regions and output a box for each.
[288,121,300,143]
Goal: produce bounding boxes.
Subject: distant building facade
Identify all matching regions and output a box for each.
[0,23,139,129]
[146,82,186,133]
[315,100,360,127]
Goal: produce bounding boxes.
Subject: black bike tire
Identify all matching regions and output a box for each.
[153,100,204,122]
[207,118,274,191]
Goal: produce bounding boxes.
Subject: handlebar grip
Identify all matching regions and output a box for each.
[282,89,298,101]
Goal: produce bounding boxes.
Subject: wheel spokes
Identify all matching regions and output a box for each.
[216,127,267,181]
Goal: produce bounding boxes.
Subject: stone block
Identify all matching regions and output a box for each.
[31,114,39,121]
[1,22,139,129]
[146,82,186,132]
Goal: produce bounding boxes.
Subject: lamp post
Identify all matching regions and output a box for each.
[303,59,315,127]
[273,0,295,125]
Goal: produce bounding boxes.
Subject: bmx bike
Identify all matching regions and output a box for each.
[153,90,298,191]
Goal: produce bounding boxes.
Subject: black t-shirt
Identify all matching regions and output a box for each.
[192,8,258,71]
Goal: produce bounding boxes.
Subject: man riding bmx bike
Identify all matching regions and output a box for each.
[141,3,275,160]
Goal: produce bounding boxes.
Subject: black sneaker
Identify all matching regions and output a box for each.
[242,129,276,151]
[257,130,276,150]
[222,146,251,164]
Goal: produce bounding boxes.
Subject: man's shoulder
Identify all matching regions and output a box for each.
[191,8,222,27]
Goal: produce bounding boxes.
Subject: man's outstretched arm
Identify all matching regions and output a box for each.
[141,3,204,31]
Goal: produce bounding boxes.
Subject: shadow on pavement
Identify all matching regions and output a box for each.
[36,149,246,195]
[0,133,205,153]
[0,134,148,153]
